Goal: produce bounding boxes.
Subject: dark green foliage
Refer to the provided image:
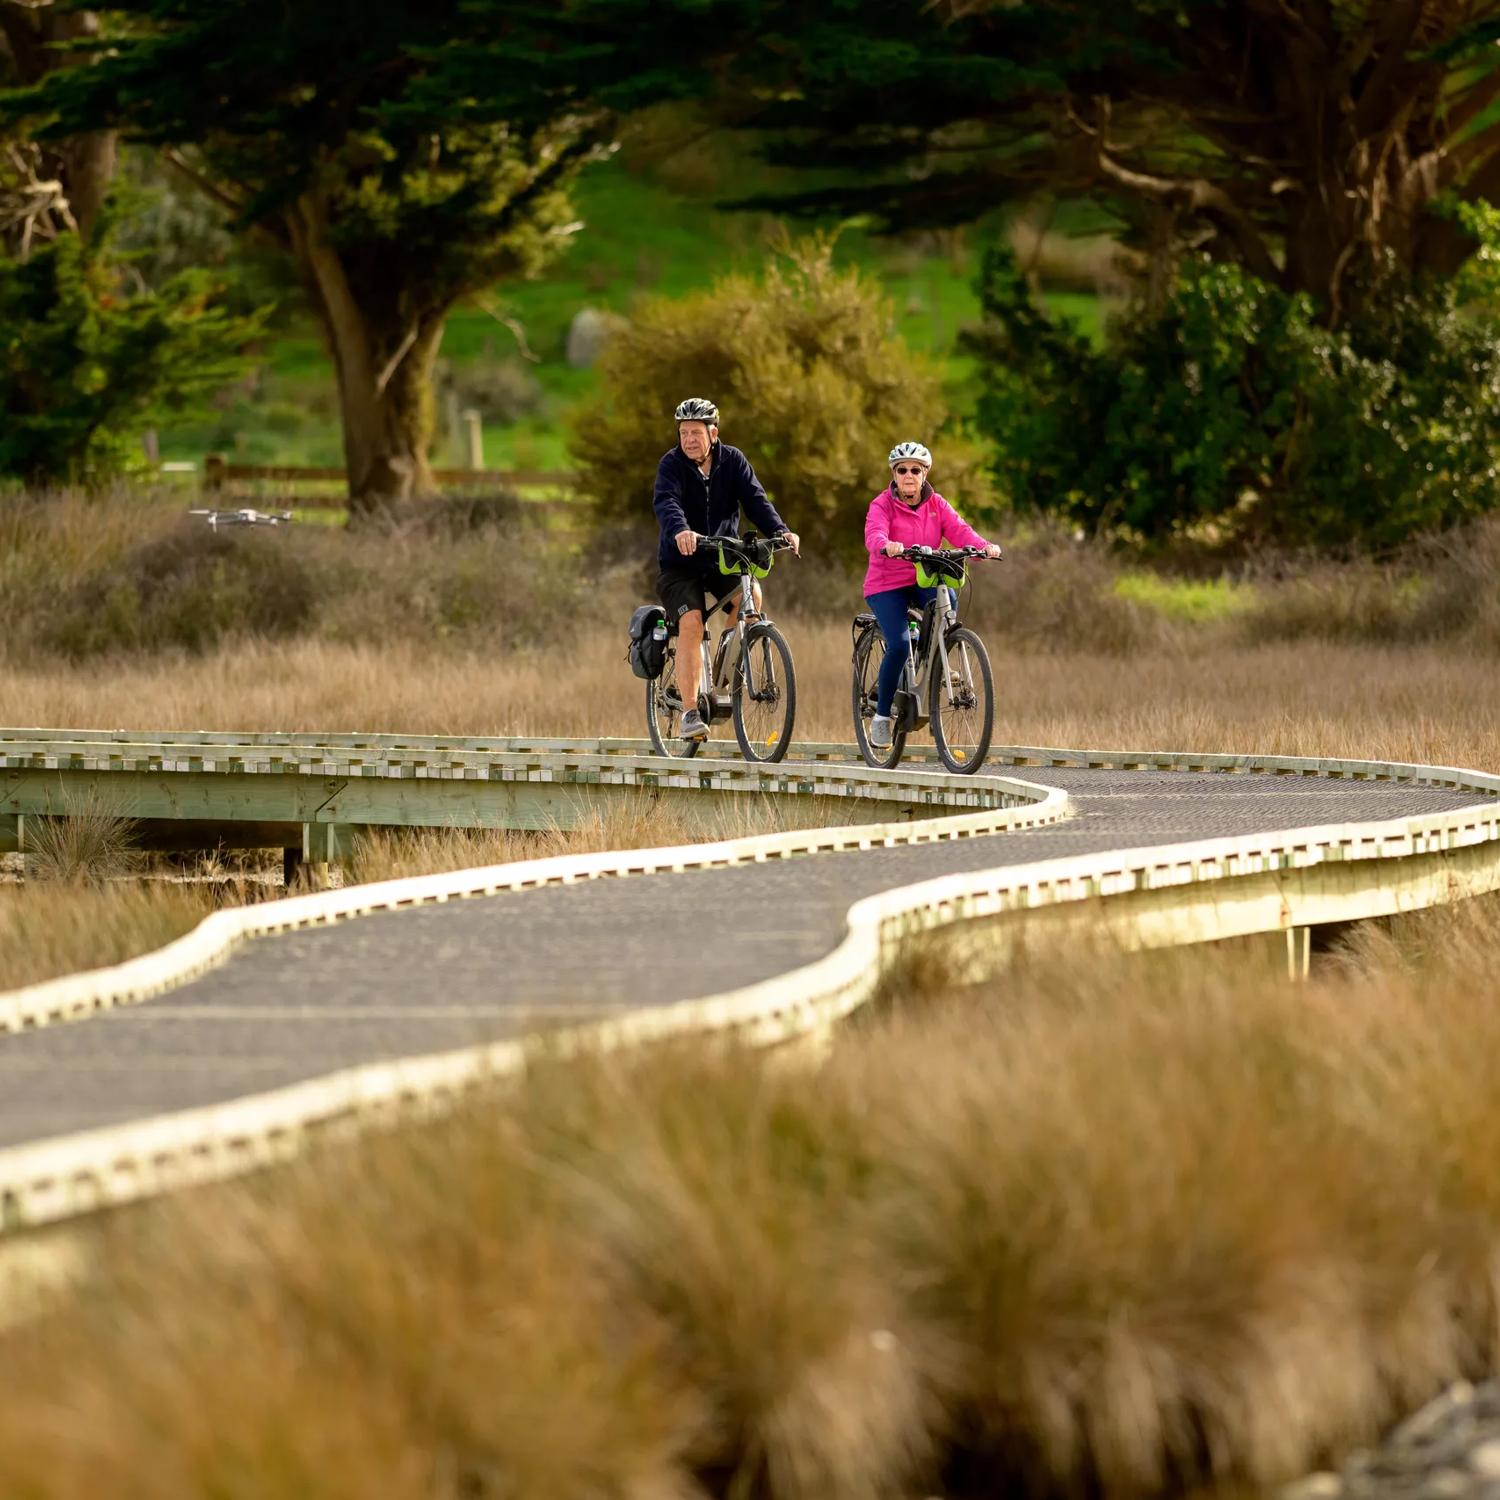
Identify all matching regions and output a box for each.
[46,521,316,657]
[967,243,1500,550]
[5,1,618,501]
[0,232,259,485]
[713,1,1500,310]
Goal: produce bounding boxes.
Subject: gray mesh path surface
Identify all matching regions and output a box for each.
[0,767,1488,1149]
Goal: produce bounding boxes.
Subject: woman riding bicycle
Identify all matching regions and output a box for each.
[863,442,1002,750]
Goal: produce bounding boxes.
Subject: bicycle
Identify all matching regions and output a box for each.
[850,545,997,774]
[646,532,798,763]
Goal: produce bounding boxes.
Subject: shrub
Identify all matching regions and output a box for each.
[966,242,1500,551]
[572,237,995,568]
[46,519,317,657]
[0,232,261,486]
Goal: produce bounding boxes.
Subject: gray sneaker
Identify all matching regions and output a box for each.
[680,708,709,742]
[868,715,894,749]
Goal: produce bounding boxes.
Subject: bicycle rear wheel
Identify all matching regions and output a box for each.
[646,645,702,759]
[733,623,795,763]
[929,626,993,774]
[851,627,907,769]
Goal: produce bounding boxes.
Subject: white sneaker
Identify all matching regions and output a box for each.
[869,715,894,749]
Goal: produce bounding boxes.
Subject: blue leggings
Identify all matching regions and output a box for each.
[866,584,952,716]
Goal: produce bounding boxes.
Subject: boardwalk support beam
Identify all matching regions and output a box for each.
[302,822,355,885]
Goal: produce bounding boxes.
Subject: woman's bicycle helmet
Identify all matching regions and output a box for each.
[888,441,932,469]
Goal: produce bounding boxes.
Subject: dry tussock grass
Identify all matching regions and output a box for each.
[0,881,227,992]
[5,630,1500,769]
[7,899,1500,1496]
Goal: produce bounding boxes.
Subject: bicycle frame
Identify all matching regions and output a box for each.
[690,568,769,718]
[893,582,961,727]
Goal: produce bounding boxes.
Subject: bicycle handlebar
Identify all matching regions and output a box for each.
[898,544,1002,562]
[692,532,795,553]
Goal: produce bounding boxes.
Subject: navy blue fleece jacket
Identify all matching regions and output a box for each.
[653,441,787,570]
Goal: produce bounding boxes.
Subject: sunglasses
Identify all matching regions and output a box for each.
[893,464,926,476]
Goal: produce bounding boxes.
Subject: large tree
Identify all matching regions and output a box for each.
[726,0,1500,320]
[10,2,629,506]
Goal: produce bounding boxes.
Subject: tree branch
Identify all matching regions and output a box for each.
[161,146,248,218]
[1242,0,1325,50]
[373,322,419,398]
[1351,0,1426,133]
[1091,146,1281,282]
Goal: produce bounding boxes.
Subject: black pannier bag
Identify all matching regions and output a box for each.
[626,603,669,679]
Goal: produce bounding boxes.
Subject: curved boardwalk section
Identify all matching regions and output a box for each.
[1,734,1497,1229]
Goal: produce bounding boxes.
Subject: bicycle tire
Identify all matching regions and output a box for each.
[850,627,907,769]
[733,623,796,763]
[646,645,703,759]
[929,625,993,774]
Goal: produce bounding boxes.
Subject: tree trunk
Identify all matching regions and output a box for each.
[285,191,448,512]
[0,4,117,239]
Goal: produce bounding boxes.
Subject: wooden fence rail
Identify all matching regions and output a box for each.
[202,454,576,499]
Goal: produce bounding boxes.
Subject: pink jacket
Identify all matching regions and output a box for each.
[863,486,991,596]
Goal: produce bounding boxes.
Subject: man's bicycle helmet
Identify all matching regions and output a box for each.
[674,397,720,424]
[888,441,932,469]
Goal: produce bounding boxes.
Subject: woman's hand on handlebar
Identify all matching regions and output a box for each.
[882,541,904,557]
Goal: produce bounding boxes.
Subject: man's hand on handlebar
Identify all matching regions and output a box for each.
[688,531,800,557]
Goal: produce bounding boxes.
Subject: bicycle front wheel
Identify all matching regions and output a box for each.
[646,645,702,759]
[929,626,993,774]
[851,627,907,770]
[733,623,796,763]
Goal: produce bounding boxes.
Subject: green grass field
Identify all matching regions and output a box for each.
[157,159,1111,474]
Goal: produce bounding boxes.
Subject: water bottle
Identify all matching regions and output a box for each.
[651,620,668,644]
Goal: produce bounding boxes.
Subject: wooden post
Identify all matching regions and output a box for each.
[204,453,227,493]
[445,389,463,468]
[1286,926,1311,982]
[142,429,160,466]
[301,822,356,888]
[463,409,484,471]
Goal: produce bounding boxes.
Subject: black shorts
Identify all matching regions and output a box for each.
[656,564,729,625]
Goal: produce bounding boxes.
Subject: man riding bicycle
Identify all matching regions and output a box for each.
[653,397,799,742]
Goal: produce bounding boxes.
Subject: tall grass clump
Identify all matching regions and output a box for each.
[0,882,223,990]
[10,899,1500,1494]
[21,793,141,884]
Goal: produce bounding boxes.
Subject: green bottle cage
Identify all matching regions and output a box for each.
[914,558,966,589]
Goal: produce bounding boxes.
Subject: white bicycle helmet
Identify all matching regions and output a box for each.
[888,441,932,469]
[674,397,719,424]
